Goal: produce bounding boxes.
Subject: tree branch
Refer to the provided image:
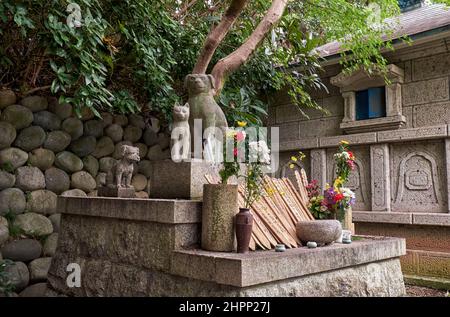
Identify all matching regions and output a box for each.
[192,0,249,74]
[22,85,51,96]
[211,0,288,95]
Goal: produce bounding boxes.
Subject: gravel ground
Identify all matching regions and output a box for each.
[405,285,449,297]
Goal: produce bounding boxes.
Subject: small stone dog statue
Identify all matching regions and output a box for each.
[171,102,191,162]
[106,145,140,188]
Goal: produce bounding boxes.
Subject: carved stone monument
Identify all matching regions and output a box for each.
[98,144,140,198]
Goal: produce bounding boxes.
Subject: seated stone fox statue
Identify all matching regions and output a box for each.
[171,102,191,162]
[106,144,140,188]
[185,74,228,156]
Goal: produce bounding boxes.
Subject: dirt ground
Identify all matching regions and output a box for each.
[405,285,449,297]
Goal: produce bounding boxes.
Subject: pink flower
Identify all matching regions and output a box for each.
[233,148,238,157]
[235,131,246,142]
[347,160,355,170]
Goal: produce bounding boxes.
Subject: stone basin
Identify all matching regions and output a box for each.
[296,220,342,245]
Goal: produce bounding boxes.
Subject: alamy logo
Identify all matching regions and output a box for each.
[66,3,82,28]
[170,120,279,173]
[66,263,81,288]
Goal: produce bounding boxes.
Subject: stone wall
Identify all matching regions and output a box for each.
[269,36,450,286]
[271,37,450,213]
[0,91,170,296]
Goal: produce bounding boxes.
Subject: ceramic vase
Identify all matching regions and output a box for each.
[235,208,253,253]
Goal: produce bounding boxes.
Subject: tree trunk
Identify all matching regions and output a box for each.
[192,0,249,74]
[211,0,288,95]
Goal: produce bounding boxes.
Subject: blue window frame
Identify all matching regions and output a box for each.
[355,87,386,120]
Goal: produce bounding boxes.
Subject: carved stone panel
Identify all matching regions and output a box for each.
[311,149,327,191]
[390,141,447,212]
[327,146,371,211]
[446,139,450,213]
[370,144,391,211]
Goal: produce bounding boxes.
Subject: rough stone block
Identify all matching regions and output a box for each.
[319,132,377,147]
[415,249,450,279]
[412,52,450,81]
[146,160,219,199]
[352,211,412,224]
[370,144,391,211]
[279,137,318,151]
[377,125,447,142]
[57,196,202,224]
[355,222,450,253]
[412,213,450,227]
[97,186,135,198]
[402,77,449,106]
[299,117,341,138]
[279,122,299,141]
[171,236,406,287]
[413,101,450,127]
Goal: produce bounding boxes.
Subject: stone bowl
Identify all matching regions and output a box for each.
[296,220,342,245]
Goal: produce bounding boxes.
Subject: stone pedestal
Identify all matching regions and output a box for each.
[146,159,219,199]
[98,186,135,198]
[47,196,407,297]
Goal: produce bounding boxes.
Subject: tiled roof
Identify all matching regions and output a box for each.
[315,4,450,58]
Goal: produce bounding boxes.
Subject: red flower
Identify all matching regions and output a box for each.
[233,148,238,156]
[335,193,344,201]
[348,151,354,159]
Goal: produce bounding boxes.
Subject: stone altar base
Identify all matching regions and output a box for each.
[47,197,407,297]
[98,186,136,198]
[144,159,219,199]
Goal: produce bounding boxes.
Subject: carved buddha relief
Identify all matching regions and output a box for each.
[394,151,442,211]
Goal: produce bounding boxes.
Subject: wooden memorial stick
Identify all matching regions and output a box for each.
[251,198,296,247]
[283,178,314,221]
[265,177,299,231]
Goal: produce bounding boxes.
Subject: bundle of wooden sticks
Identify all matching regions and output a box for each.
[205,170,314,250]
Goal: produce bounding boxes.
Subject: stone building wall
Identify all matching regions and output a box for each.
[0,91,170,296]
[269,36,450,285]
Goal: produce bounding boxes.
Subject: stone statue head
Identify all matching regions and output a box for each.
[184,74,215,95]
[173,102,189,122]
[120,145,140,163]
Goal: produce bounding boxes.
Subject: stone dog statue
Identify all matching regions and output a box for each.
[171,102,190,162]
[185,74,228,157]
[106,144,140,188]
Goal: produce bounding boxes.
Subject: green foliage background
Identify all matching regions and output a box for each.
[1,0,447,124]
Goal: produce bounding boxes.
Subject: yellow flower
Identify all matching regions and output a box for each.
[237,121,247,127]
[299,151,306,160]
[333,176,344,188]
[226,130,236,138]
[325,183,330,189]
[289,163,295,169]
[291,156,298,162]
[340,140,349,145]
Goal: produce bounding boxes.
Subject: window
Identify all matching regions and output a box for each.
[330,64,406,134]
[355,87,386,120]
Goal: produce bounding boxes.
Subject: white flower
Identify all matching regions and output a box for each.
[248,140,271,164]
[341,187,355,199]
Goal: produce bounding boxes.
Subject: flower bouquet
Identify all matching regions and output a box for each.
[306,141,356,229]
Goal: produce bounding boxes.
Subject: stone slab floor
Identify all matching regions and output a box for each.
[405,285,449,297]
